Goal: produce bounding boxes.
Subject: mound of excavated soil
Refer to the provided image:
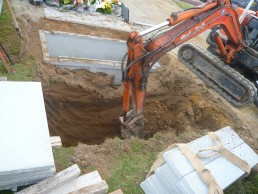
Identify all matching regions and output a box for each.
[42,54,250,146]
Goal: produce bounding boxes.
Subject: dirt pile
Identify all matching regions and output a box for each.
[43,54,246,146]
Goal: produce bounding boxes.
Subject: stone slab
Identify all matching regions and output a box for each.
[49,171,102,194]
[41,30,127,62]
[0,76,7,81]
[17,164,81,194]
[0,0,2,14]
[70,180,109,194]
[0,82,55,190]
[50,136,62,149]
[43,6,137,33]
[109,189,124,194]
[140,126,258,194]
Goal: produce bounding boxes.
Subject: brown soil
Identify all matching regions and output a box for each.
[14,6,258,148]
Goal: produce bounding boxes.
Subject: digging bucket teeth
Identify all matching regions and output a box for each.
[119,110,152,138]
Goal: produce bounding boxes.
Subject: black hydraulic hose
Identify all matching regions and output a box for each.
[254,99,258,107]
[0,43,14,65]
[141,47,163,75]
[122,52,150,81]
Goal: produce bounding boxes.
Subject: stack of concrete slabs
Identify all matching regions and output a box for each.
[0,0,3,14]
[141,126,258,194]
[0,82,55,191]
[39,30,160,85]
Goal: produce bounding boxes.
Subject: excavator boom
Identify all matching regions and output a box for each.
[120,0,258,137]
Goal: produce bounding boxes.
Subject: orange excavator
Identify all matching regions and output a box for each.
[120,0,258,137]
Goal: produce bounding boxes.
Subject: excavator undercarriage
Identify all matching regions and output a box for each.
[178,44,257,107]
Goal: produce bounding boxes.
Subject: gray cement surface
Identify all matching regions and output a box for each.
[0,77,7,81]
[17,164,80,194]
[48,171,103,194]
[0,82,55,191]
[0,0,3,14]
[44,32,126,62]
[40,30,160,85]
[121,0,180,24]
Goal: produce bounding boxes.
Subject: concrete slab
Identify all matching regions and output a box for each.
[0,82,55,190]
[39,30,160,85]
[49,171,103,194]
[0,0,3,14]
[50,136,62,149]
[43,6,138,33]
[109,189,124,194]
[0,77,7,81]
[44,31,126,61]
[17,164,81,194]
[141,126,258,194]
[70,180,109,194]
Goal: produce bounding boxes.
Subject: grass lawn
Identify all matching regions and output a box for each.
[0,1,36,81]
[53,135,258,193]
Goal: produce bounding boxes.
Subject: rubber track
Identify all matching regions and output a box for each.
[178,44,258,107]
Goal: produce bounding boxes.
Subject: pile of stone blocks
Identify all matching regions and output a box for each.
[0,82,55,191]
[18,165,109,194]
[141,126,258,194]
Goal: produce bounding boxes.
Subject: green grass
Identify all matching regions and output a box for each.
[174,0,194,10]
[53,147,76,172]
[55,134,258,194]
[0,1,36,81]
[0,56,37,81]
[106,140,158,193]
[225,175,258,194]
[0,2,21,56]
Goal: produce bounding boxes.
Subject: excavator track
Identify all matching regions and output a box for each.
[178,44,257,107]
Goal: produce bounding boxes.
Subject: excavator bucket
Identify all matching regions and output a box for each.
[119,110,152,138]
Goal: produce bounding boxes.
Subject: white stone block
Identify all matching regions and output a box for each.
[0,82,55,190]
[17,164,81,194]
[49,171,103,194]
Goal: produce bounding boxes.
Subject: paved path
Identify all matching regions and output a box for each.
[122,0,180,24]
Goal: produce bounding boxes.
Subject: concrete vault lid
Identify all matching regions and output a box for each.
[0,82,55,173]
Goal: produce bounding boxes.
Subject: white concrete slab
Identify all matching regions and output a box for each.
[44,6,138,32]
[163,126,244,180]
[17,164,80,194]
[0,77,7,81]
[50,136,62,149]
[0,0,3,14]
[140,126,258,194]
[0,82,55,190]
[49,171,103,194]
[70,180,109,194]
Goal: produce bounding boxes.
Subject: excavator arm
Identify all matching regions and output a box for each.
[120,0,253,137]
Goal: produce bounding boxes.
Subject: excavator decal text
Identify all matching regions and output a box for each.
[180,23,205,40]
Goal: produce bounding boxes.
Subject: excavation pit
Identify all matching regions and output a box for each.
[42,58,240,146]
[44,85,123,146]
